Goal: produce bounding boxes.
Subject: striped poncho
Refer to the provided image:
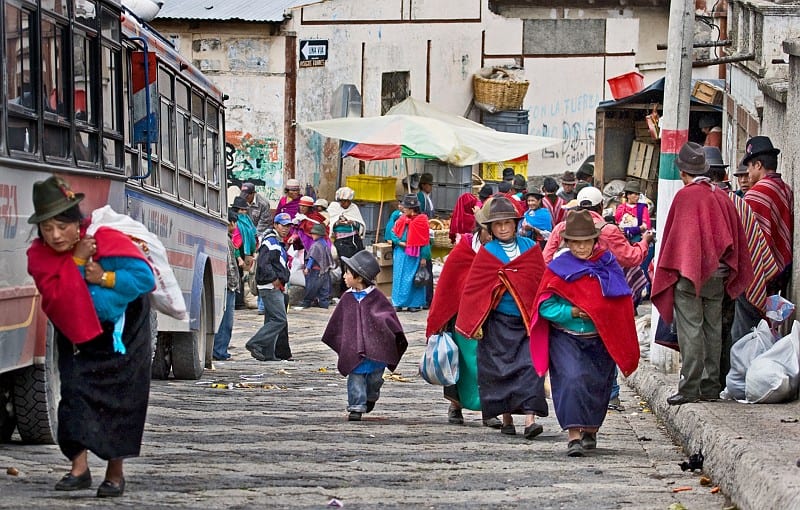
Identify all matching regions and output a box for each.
[744,174,793,271]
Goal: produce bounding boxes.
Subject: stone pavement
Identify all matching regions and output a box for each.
[627,306,800,510]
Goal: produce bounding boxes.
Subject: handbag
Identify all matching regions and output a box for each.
[419,332,460,386]
[413,264,431,288]
[654,315,679,351]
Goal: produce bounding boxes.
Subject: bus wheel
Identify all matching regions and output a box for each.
[0,379,16,442]
[13,323,59,444]
[171,279,212,380]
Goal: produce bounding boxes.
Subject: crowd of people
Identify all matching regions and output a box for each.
[25,134,793,496]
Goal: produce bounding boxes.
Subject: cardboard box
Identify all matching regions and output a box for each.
[375,265,393,284]
[376,282,392,297]
[692,81,724,105]
[626,140,660,181]
[372,242,393,266]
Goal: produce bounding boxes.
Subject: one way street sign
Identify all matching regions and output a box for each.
[299,40,328,62]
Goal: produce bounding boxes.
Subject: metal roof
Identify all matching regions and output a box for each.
[156,0,320,22]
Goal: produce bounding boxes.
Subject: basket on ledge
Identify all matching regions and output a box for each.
[473,68,530,111]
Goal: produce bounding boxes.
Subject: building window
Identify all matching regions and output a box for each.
[381,71,410,115]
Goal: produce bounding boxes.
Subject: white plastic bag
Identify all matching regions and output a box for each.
[419,332,459,386]
[87,205,188,320]
[745,321,800,403]
[723,319,775,400]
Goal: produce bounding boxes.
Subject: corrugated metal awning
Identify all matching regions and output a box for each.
[156,0,320,22]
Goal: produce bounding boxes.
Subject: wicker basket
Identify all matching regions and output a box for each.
[473,70,530,111]
[429,219,452,249]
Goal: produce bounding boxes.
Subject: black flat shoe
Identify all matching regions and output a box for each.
[97,478,125,498]
[348,411,362,421]
[483,417,502,429]
[55,469,92,491]
[447,404,464,425]
[366,401,376,413]
[667,393,700,406]
[523,423,543,440]
[500,423,516,435]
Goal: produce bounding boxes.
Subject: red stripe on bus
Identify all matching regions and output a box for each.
[167,250,194,269]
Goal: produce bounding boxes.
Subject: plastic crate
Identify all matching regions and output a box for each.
[483,109,529,134]
[607,72,644,100]
[354,201,383,232]
[345,175,397,203]
[424,161,473,185]
[430,183,471,212]
[481,160,528,181]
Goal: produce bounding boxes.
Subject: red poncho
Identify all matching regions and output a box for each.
[425,235,475,337]
[448,194,477,243]
[455,242,545,338]
[27,225,151,344]
[651,180,754,323]
[392,213,429,247]
[529,266,640,377]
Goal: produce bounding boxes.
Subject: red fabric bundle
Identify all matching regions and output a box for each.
[448,194,477,243]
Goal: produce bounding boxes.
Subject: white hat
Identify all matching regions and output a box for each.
[576,186,603,207]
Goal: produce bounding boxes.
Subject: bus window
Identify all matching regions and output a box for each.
[102,44,123,172]
[42,0,69,16]
[41,16,70,160]
[100,6,118,40]
[6,4,37,153]
[75,32,97,164]
[76,0,98,29]
[191,118,202,177]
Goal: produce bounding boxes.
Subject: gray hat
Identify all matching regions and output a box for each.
[524,187,544,199]
[481,196,521,225]
[623,180,641,194]
[419,173,434,185]
[400,193,420,209]
[497,181,512,193]
[675,142,709,175]
[733,163,749,176]
[512,174,527,191]
[703,146,728,168]
[310,223,327,236]
[478,184,494,201]
[342,250,381,285]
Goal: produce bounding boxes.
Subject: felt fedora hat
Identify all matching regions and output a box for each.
[341,250,381,285]
[481,196,521,225]
[741,136,780,166]
[562,209,601,241]
[560,170,577,184]
[675,142,709,175]
[512,174,527,191]
[524,187,544,199]
[502,167,515,181]
[623,180,642,194]
[400,193,420,209]
[28,176,85,224]
[703,146,728,168]
[310,223,327,236]
[418,173,434,185]
[232,196,250,210]
[733,163,749,176]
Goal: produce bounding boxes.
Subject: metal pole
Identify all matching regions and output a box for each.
[650,0,695,373]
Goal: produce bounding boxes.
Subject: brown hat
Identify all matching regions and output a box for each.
[28,176,85,224]
[419,173,434,185]
[562,210,601,241]
[623,180,641,194]
[733,163,749,176]
[561,171,577,184]
[675,142,709,175]
[481,196,521,225]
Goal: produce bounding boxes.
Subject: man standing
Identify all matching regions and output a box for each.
[733,162,751,197]
[417,172,435,217]
[240,182,272,235]
[742,135,793,297]
[557,171,577,202]
[245,213,294,362]
[699,115,722,149]
[652,142,753,406]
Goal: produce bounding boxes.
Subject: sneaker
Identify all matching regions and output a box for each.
[348,411,362,421]
[245,344,267,362]
[447,404,464,425]
[580,431,597,450]
[567,439,585,457]
[292,306,309,311]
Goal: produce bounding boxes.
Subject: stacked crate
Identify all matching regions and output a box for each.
[346,174,397,246]
[424,161,473,218]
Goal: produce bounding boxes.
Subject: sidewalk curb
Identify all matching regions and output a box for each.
[627,364,800,510]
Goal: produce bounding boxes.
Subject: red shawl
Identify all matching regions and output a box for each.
[505,193,527,216]
[455,242,545,338]
[652,181,754,323]
[392,213,429,247]
[425,236,475,337]
[448,193,477,243]
[27,225,150,344]
[529,267,640,377]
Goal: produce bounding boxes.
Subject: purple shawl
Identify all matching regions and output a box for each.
[548,249,630,298]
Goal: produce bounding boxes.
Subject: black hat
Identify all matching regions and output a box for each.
[478,184,494,201]
[562,210,601,241]
[419,173,434,185]
[524,187,544,199]
[512,174,527,191]
[28,176,85,224]
[232,196,250,210]
[733,162,749,176]
[342,250,381,285]
[703,146,728,168]
[400,193,420,209]
[741,136,780,166]
[502,167,515,181]
[482,196,521,225]
[623,180,642,194]
[675,142,709,175]
[698,115,719,130]
[227,208,239,223]
[576,161,594,178]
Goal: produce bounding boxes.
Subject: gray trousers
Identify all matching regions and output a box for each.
[673,275,725,398]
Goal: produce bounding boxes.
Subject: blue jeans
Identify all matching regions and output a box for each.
[246,287,288,361]
[610,366,620,400]
[212,289,236,359]
[347,369,384,412]
[301,269,331,308]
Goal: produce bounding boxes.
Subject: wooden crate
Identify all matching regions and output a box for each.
[634,121,653,141]
[626,140,660,181]
[692,81,724,105]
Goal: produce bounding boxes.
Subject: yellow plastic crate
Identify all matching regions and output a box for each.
[481,161,528,181]
[345,175,397,202]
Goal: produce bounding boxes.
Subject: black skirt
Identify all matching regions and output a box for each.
[56,296,152,461]
[477,311,548,418]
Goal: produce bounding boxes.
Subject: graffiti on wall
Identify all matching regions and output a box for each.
[225,131,283,203]
[530,92,599,169]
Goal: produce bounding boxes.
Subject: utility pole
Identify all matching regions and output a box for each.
[650,0,695,373]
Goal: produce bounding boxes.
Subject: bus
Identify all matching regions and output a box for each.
[0,0,228,444]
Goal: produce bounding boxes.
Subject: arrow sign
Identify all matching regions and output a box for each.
[300,40,328,61]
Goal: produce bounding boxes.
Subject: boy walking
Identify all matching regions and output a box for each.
[295,223,334,309]
[321,251,408,421]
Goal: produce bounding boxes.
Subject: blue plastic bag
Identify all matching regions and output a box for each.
[419,332,459,386]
